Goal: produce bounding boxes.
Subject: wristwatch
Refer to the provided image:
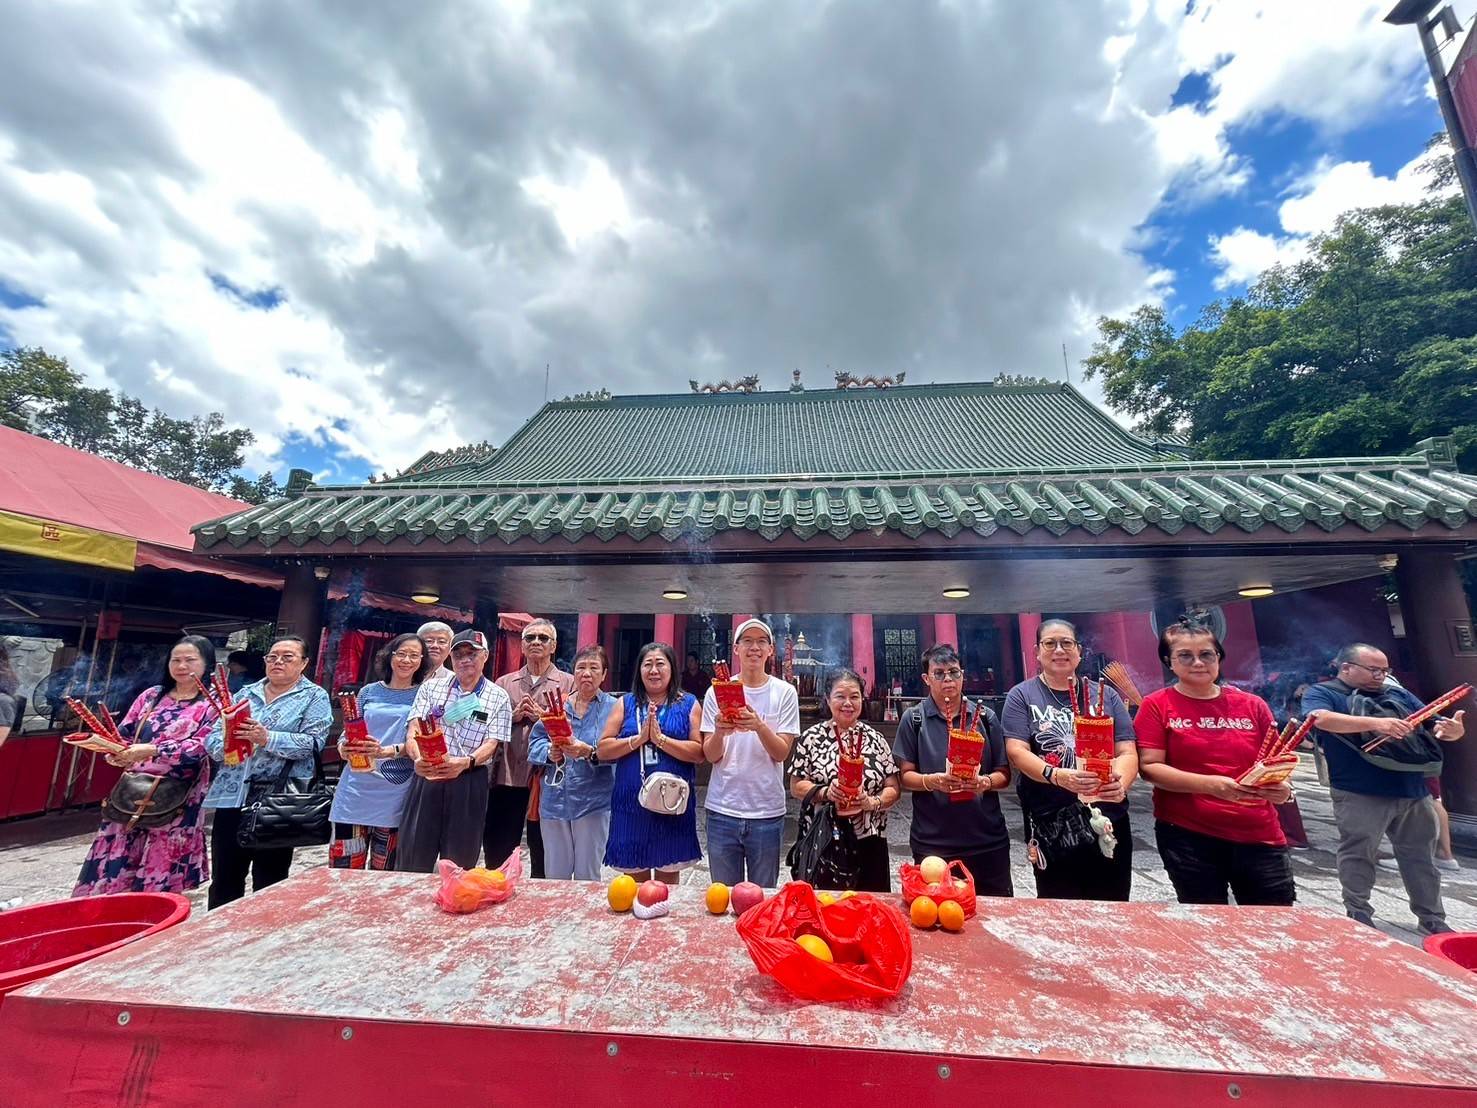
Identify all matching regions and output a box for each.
[464,755,479,773]
[1042,765,1056,784]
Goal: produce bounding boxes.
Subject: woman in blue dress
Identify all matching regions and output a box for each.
[597,642,704,884]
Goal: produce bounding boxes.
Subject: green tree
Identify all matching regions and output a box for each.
[0,346,280,503]
[1086,188,1477,469]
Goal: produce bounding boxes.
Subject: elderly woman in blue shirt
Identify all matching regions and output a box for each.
[527,644,618,881]
[204,634,332,909]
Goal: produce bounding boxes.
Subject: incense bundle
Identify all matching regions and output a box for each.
[1237,716,1315,787]
[945,700,986,804]
[63,697,129,756]
[835,723,865,799]
[195,664,253,766]
[415,716,448,764]
[1071,678,1116,788]
[711,659,747,721]
[1102,661,1144,708]
[540,686,575,745]
[1362,684,1472,752]
[339,692,374,771]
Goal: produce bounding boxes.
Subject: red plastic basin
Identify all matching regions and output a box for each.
[0,892,190,1000]
[1422,931,1477,973]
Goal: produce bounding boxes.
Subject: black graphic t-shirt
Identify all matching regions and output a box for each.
[1000,677,1134,820]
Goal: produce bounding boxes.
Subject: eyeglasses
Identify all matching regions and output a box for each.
[1345,661,1391,678]
[522,633,552,644]
[1040,639,1079,651]
[391,651,424,661]
[1172,651,1220,665]
[928,668,963,681]
[263,653,302,664]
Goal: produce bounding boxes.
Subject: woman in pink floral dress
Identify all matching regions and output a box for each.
[73,636,219,896]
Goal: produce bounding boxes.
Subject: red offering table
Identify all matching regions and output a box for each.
[2,871,1475,1105]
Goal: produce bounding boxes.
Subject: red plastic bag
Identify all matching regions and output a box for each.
[433,851,522,914]
[898,859,977,919]
[736,882,912,1002]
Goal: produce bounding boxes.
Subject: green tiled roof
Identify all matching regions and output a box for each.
[194,462,1477,551]
[378,382,1191,488]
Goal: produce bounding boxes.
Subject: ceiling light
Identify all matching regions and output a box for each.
[662,588,688,600]
[1237,585,1274,599]
[410,591,441,605]
[942,587,970,599]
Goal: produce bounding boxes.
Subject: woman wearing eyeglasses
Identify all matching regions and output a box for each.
[327,633,432,871]
[1134,620,1294,906]
[1002,619,1137,901]
[203,635,332,909]
[490,618,575,877]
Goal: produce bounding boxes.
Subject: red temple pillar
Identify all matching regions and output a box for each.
[1018,613,1041,683]
[1220,601,1265,687]
[934,613,959,650]
[654,613,676,647]
[851,613,876,698]
[577,612,599,649]
[601,616,619,690]
[1396,551,1477,818]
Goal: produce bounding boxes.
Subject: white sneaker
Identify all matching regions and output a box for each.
[1436,856,1461,872]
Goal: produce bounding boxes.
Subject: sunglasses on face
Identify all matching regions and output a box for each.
[264,654,302,664]
[523,633,552,644]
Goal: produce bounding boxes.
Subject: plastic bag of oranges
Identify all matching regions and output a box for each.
[433,851,522,914]
[736,882,912,1002]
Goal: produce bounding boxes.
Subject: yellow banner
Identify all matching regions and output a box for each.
[0,510,136,572]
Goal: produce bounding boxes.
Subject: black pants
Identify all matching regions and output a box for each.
[398,767,490,873]
[208,807,294,910]
[1028,811,1134,902]
[914,844,1014,897]
[483,784,531,870]
[852,835,893,892]
[527,817,545,879]
[1155,821,1295,906]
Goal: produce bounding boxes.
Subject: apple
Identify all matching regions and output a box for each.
[730,881,765,915]
[637,880,670,907]
[919,855,949,884]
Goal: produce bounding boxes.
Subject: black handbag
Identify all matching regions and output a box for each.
[236,753,333,850]
[1025,802,1098,867]
[786,785,861,889]
[103,773,193,830]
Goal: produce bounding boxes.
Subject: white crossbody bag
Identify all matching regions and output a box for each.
[636,703,690,816]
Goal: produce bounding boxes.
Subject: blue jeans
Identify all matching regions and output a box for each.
[705,811,785,887]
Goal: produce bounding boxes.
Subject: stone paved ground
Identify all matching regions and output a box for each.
[3,754,1475,947]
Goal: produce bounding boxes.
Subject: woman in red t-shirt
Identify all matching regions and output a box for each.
[1134,621,1295,906]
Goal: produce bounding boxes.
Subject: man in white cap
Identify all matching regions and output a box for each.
[700,618,800,888]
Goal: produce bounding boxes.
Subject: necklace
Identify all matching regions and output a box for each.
[1038,675,1074,708]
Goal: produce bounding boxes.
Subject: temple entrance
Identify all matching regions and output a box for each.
[874,618,922,697]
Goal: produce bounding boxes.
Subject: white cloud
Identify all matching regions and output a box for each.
[1208,149,1455,288]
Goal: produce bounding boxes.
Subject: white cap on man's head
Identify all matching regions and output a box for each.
[733,618,774,643]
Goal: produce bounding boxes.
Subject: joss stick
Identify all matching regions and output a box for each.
[1095,678,1106,718]
[66,698,121,742]
[1362,685,1472,752]
[1068,677,1079,717]
[1254,725,1279,764]
[98,703,123,741]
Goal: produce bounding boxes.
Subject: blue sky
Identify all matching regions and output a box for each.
[0,1,1466,489]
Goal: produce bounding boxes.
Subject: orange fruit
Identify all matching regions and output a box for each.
[909,896,939,929]
[796,934,833,962]
[705,882,731,914]
[449,882,483,913]
[817,892,837,906]
[937,899,966,932]
[465,867,506,890]
[608,874,637,912]
[838,890,857,900]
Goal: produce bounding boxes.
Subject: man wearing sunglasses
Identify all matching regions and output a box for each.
[488,618,575,876]
[1303,642,1466,936]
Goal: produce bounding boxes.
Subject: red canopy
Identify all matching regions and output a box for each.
[0,424,281,587]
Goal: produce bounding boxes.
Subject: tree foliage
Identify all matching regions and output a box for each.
[1085,187,1477,470]
[0,346,280,503]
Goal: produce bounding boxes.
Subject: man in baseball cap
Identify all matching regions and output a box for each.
[700,618,800,888]
[397,627,511,872]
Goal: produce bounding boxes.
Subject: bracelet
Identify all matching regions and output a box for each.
[923,774,934,792]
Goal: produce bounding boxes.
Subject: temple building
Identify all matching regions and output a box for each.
[191,375,1477,821]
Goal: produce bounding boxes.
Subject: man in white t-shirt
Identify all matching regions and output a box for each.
[700,618,801,887]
